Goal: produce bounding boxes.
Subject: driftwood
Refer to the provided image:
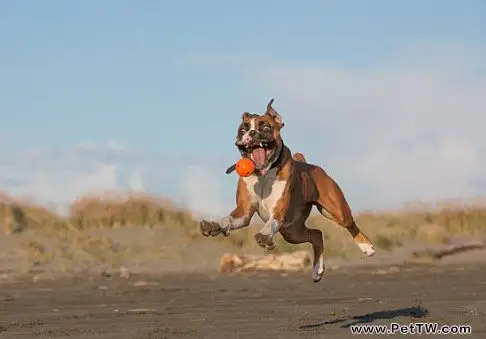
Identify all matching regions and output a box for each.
[219,250,312,273]
[411,241,485,260]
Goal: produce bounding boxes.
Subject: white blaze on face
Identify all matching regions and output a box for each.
[240,118,257,144]
[241,118,268,170]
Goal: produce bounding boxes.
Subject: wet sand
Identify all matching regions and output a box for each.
[1,263,485,339]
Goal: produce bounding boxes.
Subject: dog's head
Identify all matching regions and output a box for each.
[234,98,285,175]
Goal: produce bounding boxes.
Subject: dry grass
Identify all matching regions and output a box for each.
[0,191,198,235]
[0,191,199,270]
[222,203,486,258]
[304,204,486,257]
[1,191,486,262]
[68,192,196,230]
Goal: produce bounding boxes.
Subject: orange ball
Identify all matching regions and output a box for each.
[235,158,255,177]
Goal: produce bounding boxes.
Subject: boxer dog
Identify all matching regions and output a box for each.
[200,99,375,282]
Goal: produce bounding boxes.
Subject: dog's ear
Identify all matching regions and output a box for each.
[241,112,252,121]
[225,164,236,174]
[265,98,284,129]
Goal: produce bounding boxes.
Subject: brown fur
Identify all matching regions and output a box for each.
[229,178,256,221]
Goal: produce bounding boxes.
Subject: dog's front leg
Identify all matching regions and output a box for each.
[254,218,280,250]
[217,204,255,236]
[200,178,255,237]
[200,206,255,238]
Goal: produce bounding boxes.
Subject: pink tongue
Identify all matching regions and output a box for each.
[251,148,267,167]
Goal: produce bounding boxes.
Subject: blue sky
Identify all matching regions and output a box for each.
[1,1,485,217]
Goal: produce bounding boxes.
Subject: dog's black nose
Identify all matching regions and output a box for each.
[249,130,257,137]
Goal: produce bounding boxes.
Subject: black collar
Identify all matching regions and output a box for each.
[269,143,286,171]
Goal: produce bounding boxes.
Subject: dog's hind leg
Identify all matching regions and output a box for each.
[311,168,375,257]
[279,223,325,282]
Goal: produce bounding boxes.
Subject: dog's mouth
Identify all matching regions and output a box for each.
[237,141,276,170]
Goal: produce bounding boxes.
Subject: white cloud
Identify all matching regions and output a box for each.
[0,142,124,214]
[106,139,126,152]
[128,167,146,192]
[178,165,227,219]
[0,141,146,213]
[76,139,126,152]
[200,42,486,211]
[0,139,233,217]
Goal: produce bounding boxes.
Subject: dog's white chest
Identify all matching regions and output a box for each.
[242,168,287,222]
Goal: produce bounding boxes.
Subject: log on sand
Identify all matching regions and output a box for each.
[219,251,312,273]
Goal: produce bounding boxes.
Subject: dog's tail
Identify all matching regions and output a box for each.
[292,152,307,163]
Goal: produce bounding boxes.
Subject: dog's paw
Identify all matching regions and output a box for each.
[357,242,376,257]
[200,220,224,237]
[312,264,325,283]
[254,232,275,250]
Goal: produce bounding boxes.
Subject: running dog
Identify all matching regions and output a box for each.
[200,99,375,282]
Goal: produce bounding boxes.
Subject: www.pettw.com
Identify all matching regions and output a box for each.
[349,322,473,335]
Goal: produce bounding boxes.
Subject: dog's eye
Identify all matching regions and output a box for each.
[263,126,271,132]
[240,129,246,134]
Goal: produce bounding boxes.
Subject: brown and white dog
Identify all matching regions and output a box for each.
[200,99,375,282]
